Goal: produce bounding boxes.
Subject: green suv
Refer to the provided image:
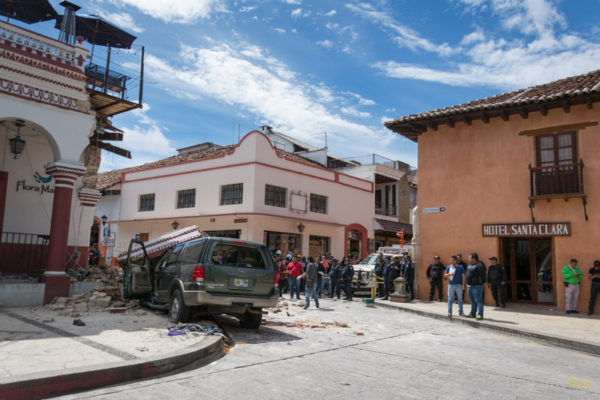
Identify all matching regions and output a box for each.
[123,237,278,328]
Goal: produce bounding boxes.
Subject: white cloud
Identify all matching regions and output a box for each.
[273,27,286,34]
[291,8,310,18]
[373,0,600,90]
[95,11,144,34]
[283,0,301,4]
[99,124,175,171]
[143,42,387,152]
[324,10,337,17]
[340,106,371,119]
[110,0,227,24]
[346,3,455,56]
[316,40,334,48]
[239,6,257,13]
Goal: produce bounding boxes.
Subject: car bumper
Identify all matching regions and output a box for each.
[182,290,278,308]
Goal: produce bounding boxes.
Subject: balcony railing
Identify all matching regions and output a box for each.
[375,202,397,217]
[529,160,585,199]
[0,232,49,274]
[86,63,130,99]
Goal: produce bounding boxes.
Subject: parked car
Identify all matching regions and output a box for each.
[122,236,278,328]
[352,245,413,292]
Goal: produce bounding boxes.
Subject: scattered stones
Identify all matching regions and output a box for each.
[135,346,149,352]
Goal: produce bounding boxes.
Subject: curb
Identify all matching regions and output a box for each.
[375,301,600,356]
[0,335,225,400]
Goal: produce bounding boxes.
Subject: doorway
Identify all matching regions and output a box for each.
[500,237,554,304]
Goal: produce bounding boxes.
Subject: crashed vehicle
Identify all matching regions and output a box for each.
[352,245,413,292]
[121,229,278,328]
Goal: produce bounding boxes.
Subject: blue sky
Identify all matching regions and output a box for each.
[34,1,600,171]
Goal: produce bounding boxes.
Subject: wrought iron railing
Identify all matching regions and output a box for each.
[0,232,49,274]
[375,202,397,217]
[529,160,584,198]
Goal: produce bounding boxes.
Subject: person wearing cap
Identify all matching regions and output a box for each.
[342,257,354,301]
[427,256,445,302]
[562,258,583,314]
[328,258,342,299]
[588,260,600,315]
[374,252,386,298]
[403,255,415,301]
[487,256,507,308]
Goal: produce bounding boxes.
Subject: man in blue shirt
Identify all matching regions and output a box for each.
[445,255,465,317]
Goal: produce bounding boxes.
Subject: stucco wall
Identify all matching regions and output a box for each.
[417,103,600,312]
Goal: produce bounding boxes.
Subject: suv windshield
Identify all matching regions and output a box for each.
[210,243,267,268]
[360,254,379,265]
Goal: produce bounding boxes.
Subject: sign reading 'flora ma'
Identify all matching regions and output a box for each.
[482,222,571,237]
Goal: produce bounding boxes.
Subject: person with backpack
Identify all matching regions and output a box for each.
[303,256,319,309]
[427,256,444,302]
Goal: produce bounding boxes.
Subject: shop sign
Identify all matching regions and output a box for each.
[103,233,116,247]
[482,222,571,237]
[15,172,54,195]
[234,218,248,223]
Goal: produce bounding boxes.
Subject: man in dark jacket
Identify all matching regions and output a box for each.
[427,256,444,302]
[403,256,415,301]
[328,258,342,299]
[466,253,486,320]
[380,256,395,300]
[303,256,319,309]
[374,252,385,298]
[342,257,354,301]
[487,256,506,308]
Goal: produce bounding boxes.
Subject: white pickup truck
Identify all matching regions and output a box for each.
[352,245,413,292]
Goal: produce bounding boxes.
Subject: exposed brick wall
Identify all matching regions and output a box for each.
[82,145,102,189]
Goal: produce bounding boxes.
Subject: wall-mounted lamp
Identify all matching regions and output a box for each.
[297,222,305,233]
[101,215,108,226]
[171,220,179,230]
[9,120,26,159]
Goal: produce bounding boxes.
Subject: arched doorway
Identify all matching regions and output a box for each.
[344,223,368,260]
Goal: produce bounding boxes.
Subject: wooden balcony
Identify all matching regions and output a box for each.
[529,160,585,200]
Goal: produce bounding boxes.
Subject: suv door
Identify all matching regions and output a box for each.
[157,244,184,297]
[123,239,152,299]
[203,240,274,296]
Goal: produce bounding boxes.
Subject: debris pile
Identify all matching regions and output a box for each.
[47,289,138,316]
[68,265,123,286]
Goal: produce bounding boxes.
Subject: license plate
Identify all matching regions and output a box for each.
[233,278,249,288]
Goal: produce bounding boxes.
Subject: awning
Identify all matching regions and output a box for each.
[374,218,412,236]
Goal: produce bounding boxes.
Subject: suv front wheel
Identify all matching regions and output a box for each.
[168,289,190,323]
[239,308,262,329]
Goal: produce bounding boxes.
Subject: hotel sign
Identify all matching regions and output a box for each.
[482,222,571,237]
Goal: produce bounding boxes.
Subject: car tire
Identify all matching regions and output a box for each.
[239,308,262,329]
[168,289,190,323]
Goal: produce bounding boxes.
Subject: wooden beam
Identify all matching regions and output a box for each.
[538,104,547,116]
[518,121,598,136]
[587,96,594,109]
[519,107,528,119]
[563,100,571,113]
[89,139,132,158]
[446,118,455,128]
[500,109,509,121]
[480,112,489,124]
[427,121,438,131]
[93,131,124,141]
[463,115,471,126]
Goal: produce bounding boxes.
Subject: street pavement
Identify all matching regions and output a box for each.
[56,297,600,400]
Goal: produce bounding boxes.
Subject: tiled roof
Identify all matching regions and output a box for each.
[96,142,323,191]
[386,69,600,141]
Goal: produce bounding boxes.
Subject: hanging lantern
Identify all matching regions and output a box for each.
[9,120,26,159]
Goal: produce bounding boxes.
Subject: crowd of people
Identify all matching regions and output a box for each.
[272,252,357,309]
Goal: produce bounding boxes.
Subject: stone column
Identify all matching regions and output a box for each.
[42,161,86,304]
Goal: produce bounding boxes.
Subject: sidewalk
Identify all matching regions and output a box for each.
[376,299,600,355]
[0,306,225,400]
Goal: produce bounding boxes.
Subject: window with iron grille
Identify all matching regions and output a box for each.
[265,184,287,207]
[139,193,155,211]
[177,189,196,208]
[310,193,328,214]
[220,183,243,205]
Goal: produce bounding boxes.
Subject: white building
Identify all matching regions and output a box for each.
[96,131,374,259]
[0,10,142,305]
